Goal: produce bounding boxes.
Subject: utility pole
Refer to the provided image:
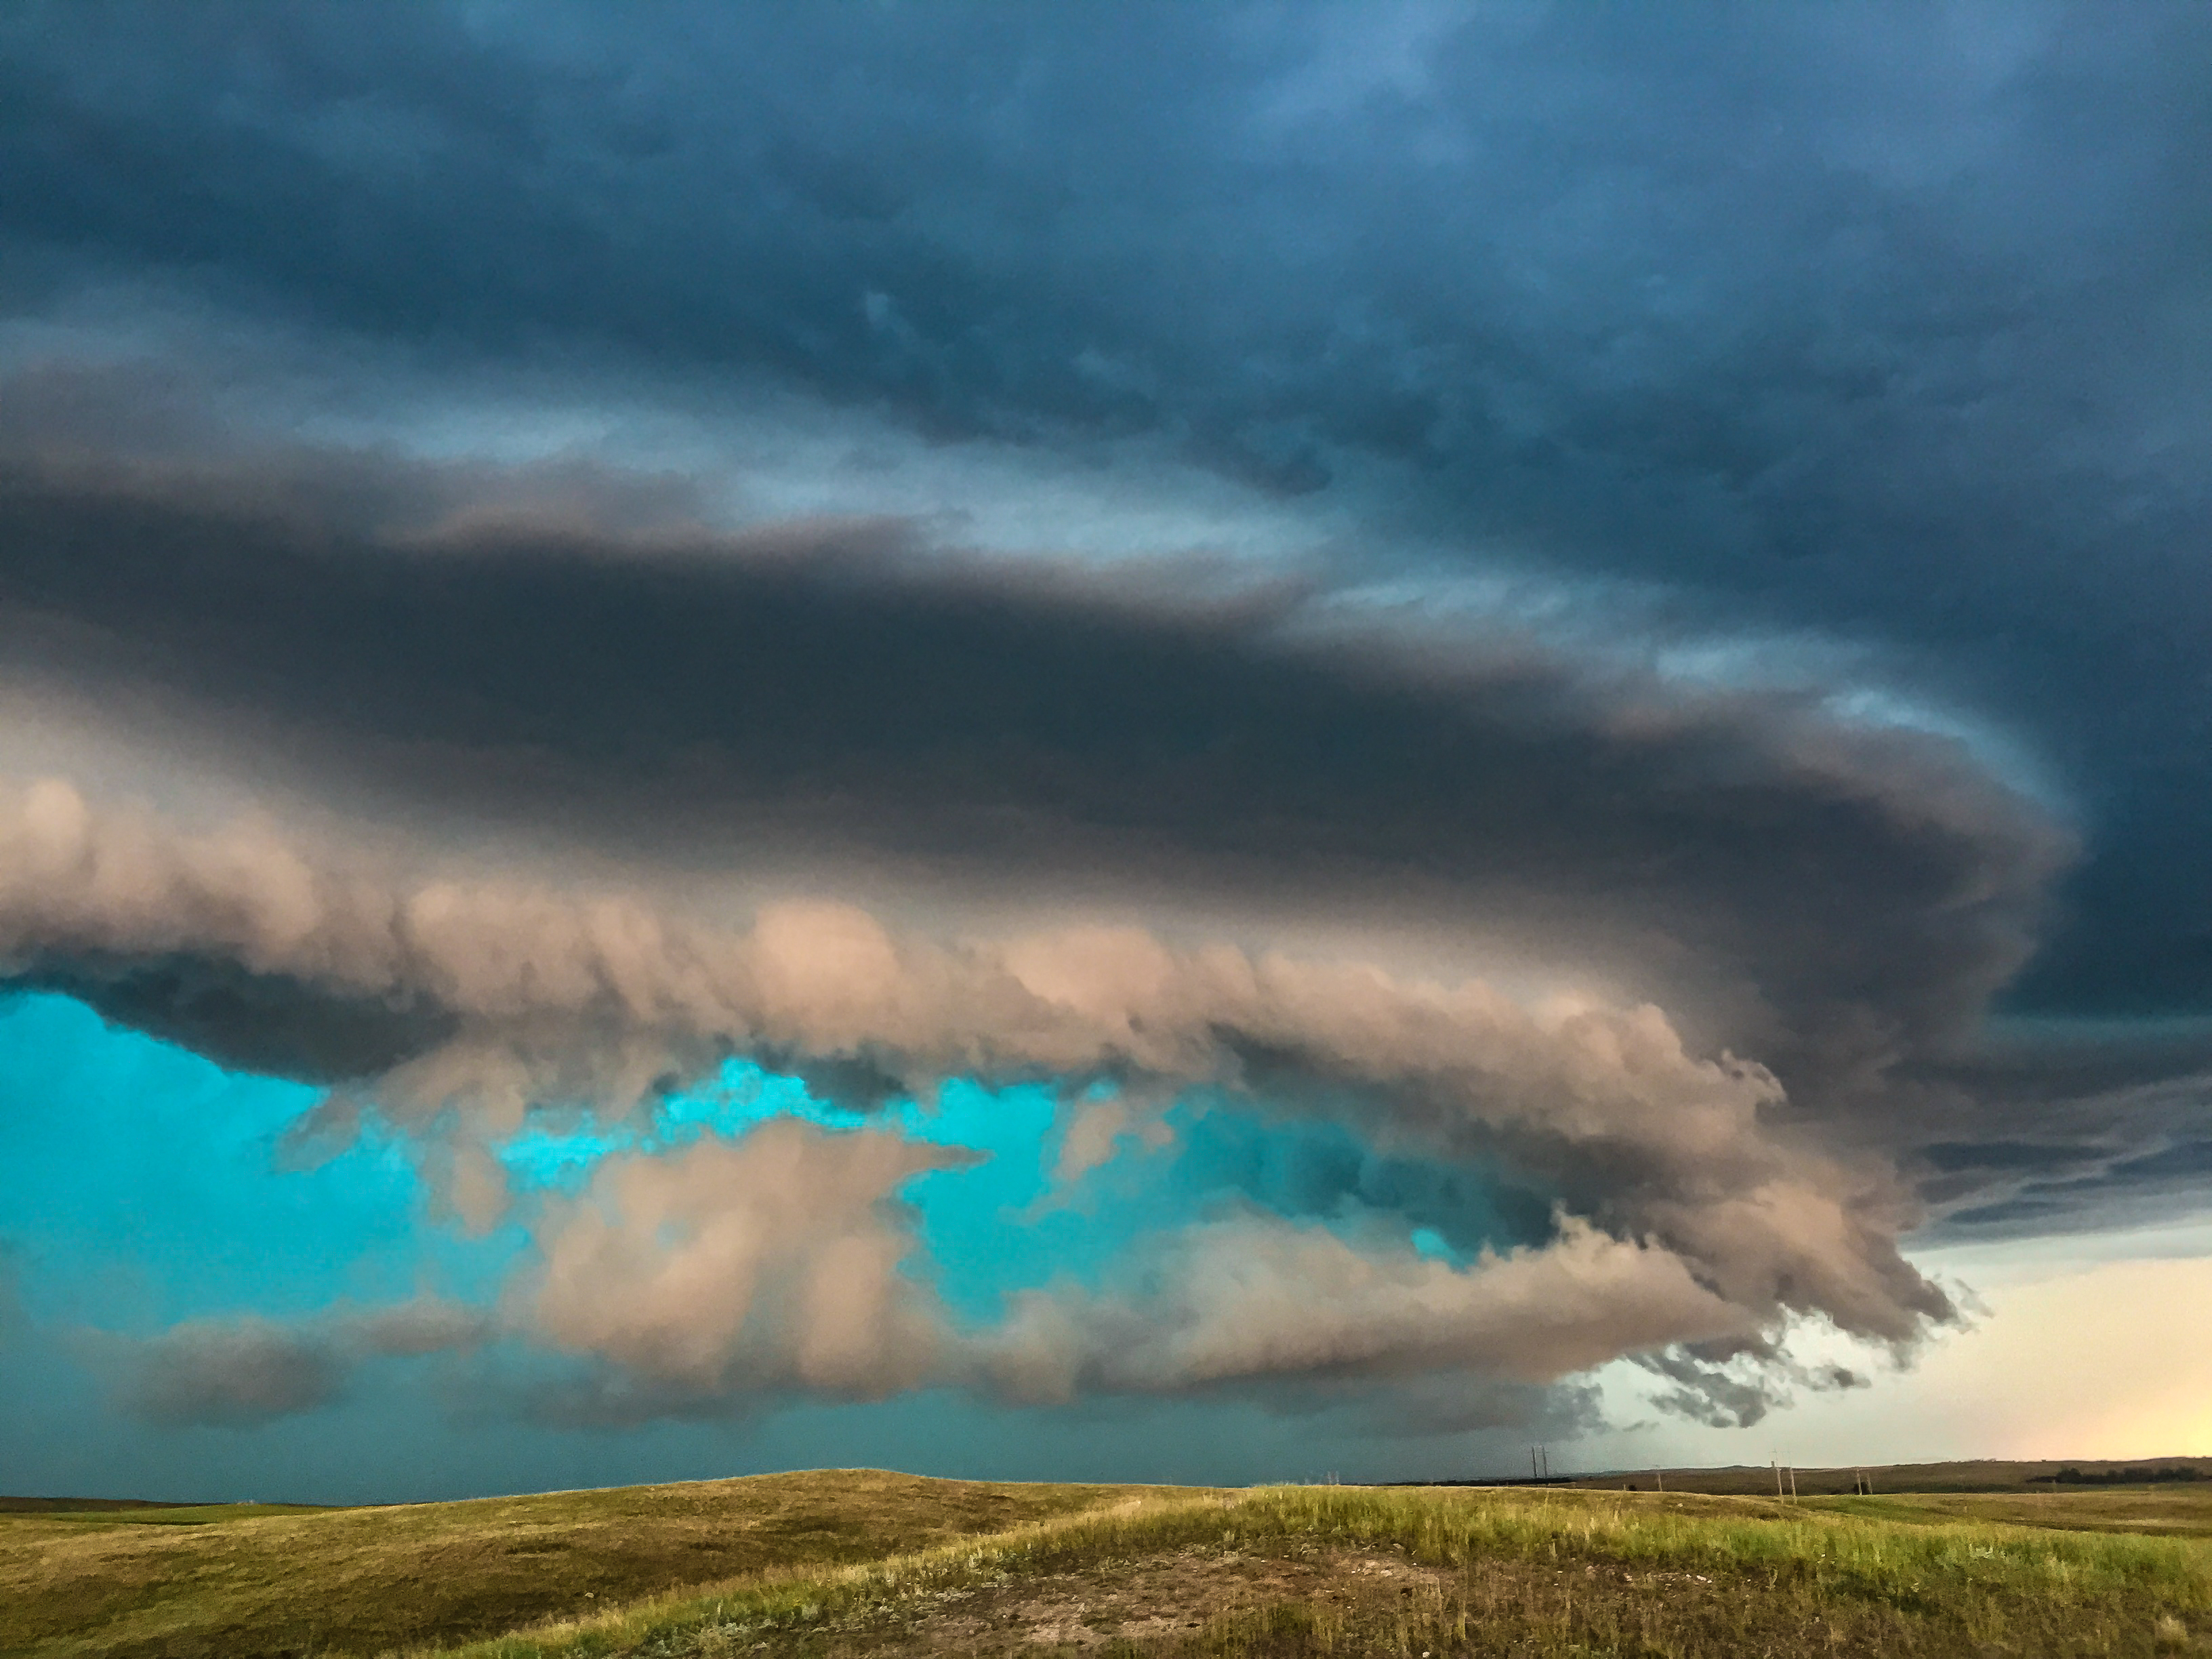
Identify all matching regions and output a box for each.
[1774,1459,1784,1501]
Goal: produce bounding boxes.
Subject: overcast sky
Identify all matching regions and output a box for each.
[3,1,2209,1501]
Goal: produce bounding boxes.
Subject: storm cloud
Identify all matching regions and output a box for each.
[3,1,2209,1455]
[0,459,2069,1109]
[94,1300,486,1428]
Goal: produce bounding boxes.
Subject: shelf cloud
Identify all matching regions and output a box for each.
[3,1,2209,1477]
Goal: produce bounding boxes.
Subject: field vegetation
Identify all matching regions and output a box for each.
[6,1471,2210,1658]
[1532,1458,2212,1499]
[424,1483,2212,1659]
[0,1471,1136,1659]
[1809,1490,2212,1539]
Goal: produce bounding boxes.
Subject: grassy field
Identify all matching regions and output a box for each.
[420,1483,2212,1659]
[1809,1490,2212,1539]
[1,1502,337,1527]
[7,1473,2210,1658]
[1519,1458,2212,1498]
[0,1470,1140,1659]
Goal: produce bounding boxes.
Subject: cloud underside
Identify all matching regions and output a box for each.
[0,446,2065,1427]
[86,1120,1880,1433]
[9,1,2212,1435]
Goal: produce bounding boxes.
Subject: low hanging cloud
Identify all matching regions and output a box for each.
[79,1115,1913,1431]
[1629,1342,1872,1433]
[980,1214,1755,1406]
[113,1319,344,1429]
[91,1300,487,1428]
[520,1120,969,1397]
[509,1130,1795,1419]
[0,769,1953,1357]
[8,738,1979,1423]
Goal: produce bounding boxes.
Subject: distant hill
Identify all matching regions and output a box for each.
[2036,1465,2209,1486]
[1406,1457,2212,1496]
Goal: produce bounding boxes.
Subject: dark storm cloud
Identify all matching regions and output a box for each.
[1631,1342,1870,1433]
[4,0,2211,1421]
[22,954,457,1083]
[1929,1130,2212,1239]
[94,1302,489,1428]
[107,1318,344,1428]
[0,453,2066,1128]
[1906,1026,2212,1237]
[5,0,2207,1023]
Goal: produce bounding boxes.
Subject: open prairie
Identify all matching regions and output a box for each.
[0,1471,1136,1659]
[7,1471,2210,1659]
[10,13,2212,1658]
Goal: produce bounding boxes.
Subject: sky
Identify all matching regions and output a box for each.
[1,1,2209,1503]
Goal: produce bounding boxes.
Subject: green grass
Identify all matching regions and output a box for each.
[12,1474,2211,1658]
[0,1469,1146,1659]
[1806,1489,2212,1538]
[422,1483,2212,1659]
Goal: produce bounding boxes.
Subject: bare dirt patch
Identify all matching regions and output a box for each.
[975,1544,1445,1650]
[682,1541,1452,1655]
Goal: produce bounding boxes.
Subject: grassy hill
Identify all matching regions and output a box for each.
[0,1470,1142,1659]
[5,1469,2209,1658]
